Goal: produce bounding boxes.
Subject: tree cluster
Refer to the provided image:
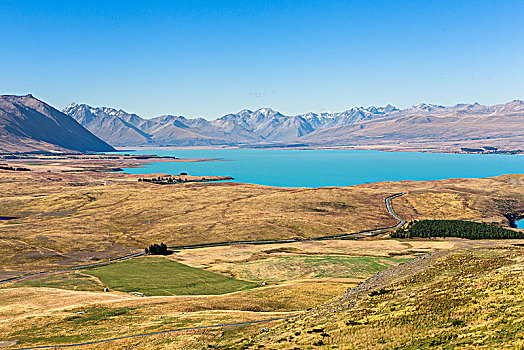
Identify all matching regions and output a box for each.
[391,219,524,240]
[0,166,31,171]
[145,242,169,255]
[138,176,211,184]
[138,176,200,185]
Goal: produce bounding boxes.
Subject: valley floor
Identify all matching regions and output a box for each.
[0,158,523,349]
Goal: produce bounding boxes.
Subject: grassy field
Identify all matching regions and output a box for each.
[387,175,524,225]
[217,255,412,282]
[16,272,104,291]
[0,169,400,274]
[8,246,523,349]
[2,305,278,349]
[83,257,258,296]
[0,239,419,348]
[1,238,501,349]
[171,238,457,267]
[0,280,348,348]
[0,280,346,321]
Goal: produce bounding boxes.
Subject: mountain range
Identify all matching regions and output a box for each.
[61,102,400,147]
[301,100,524,150]
[0,94,523,154]
[63,100,524,151]
[0,95,114,153]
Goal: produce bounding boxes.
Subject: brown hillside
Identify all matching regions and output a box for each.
[300,101,524,150]
[0,95,115,153]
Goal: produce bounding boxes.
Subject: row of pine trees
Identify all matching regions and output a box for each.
[391,219,524,239]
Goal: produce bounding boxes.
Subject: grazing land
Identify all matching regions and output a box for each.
[235,246,524,349]
[0,162,400,277]
[3,238,524,348]
[84,257,258,296]
[1,160,524,278]
[214,255,412,283]
[15,272,104,292]
[0,258,351,348]
[7,245,523,349]
[1,159,524,349]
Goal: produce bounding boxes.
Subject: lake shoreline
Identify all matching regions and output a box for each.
[115,144,524,155]
[116,148,524,188]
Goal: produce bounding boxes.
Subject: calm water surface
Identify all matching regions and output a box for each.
[118,149,524,188]
[516,219,524,229]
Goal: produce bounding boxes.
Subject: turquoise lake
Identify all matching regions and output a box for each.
[118,149,524,188]
[516,219,524,229]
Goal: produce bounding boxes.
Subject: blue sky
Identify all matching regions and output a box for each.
[1,0,522,119]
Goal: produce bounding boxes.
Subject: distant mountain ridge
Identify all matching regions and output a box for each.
[300,100,524,149]
[63,100,524,150]
[2,94,522,153]
[62,103,404,147]
[0,95,114,153]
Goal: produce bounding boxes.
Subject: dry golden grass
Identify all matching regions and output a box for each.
[170,239,456,269]
[1,170,524,276]
[4,238,522,349]
[0,280,345,348]
[375,174,524,224]
[0,170,398,273]
[212,255,409,283]
[235,246,524,349]
[0,280,343,322]
[0,287,130,321]
[1,305,281,349]
[1,166,524,349]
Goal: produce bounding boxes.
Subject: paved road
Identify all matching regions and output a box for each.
[9,317,289,350]
[3,193,407,349]
[169,192,407,249]
[385,192,407,229]
[0,193,407,285]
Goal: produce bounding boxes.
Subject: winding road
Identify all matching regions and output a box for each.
[385,192,407,228]
[167,192,407,249]
[0,192,406,286]
[4,193,407,349]
[0,252,145,285]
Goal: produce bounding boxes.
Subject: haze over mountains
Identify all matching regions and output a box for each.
[0,94,523,154]
[302,100,524,150]
[63,103,398,147]
[61,103,401,146]
[63,100,524,151]
[0,95,114,153]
